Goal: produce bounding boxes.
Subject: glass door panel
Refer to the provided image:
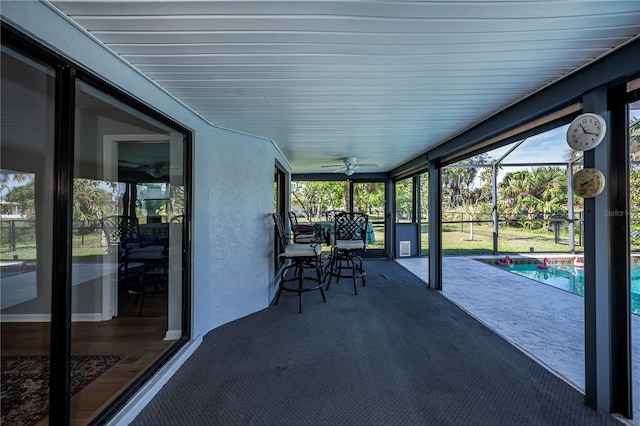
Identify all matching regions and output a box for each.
[0,46,55,425]
[352,182,385,252]
[420,172,429,256]
[70,79,186,423]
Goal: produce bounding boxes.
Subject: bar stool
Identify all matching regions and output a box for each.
[287,211,317,243]
[325,211,368,295]
[273,213,326,313]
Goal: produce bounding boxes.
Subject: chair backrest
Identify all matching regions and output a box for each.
[170,215,184,223]
[325,210,343,221]
[334,211,368,242]
[287,211,302,234]
[100,215,140,252]
[138,222,169,245]
[272,213,289,249]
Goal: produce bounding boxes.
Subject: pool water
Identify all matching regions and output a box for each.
[495,262,640,315]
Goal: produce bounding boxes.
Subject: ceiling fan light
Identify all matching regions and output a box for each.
[344,157,357,167]
[345,168,355,176]
[147,169,164,178]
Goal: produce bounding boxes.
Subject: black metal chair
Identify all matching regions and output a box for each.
[100,215,168,292]
[99,215,141,260]
[325,211,368,295]
[123,259,168,316]
[287,211,317,243]
[324,210,343,222]
[273,213,326,313]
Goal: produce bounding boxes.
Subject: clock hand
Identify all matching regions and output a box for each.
[579,124,597,136]
[581,180,595,190]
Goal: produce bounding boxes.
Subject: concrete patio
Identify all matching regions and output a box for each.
[395,255,640,424]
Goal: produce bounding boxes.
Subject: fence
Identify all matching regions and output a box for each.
[1,219,36,253]
[1,219,104,257]
[410,212,588,256]
[442,213,582,244]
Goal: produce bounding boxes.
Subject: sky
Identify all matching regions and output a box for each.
[485,124,572,166]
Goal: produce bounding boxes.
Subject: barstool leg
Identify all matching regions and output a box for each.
[316,259,327,302]
[298,263,304,313]
[274,275,284,306]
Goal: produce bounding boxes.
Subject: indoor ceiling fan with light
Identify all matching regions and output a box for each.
[321,157,378,176]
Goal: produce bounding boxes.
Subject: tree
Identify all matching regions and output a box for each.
[1,171,33,217]
[291,181,344,220]
[353,182,385,217]
[442,156,484,208]
[441,154,492,239]
[395,178,413,221]
[73,179,115,231]
[498,167,567,229]
[628,115,640,246]
[628,115,640,160]
[5,179,35,219]
[457,166,493,241]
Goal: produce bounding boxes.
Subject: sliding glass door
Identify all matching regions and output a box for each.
[1,27,191,425]
[70,79,187,422]
[0,43,56,426]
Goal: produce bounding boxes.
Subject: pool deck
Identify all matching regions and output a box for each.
[395,255,640,424]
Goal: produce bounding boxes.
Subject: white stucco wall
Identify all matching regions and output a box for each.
[192,126,278,334]
[1,0,284,413]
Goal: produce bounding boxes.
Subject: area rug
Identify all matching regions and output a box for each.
[1,355,125,426]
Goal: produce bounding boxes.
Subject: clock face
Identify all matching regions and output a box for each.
[566,113,606,151]
[572,168,605,198]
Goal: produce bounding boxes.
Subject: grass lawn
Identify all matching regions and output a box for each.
[0,222,588,262]
[1,231,107,262]
[423,223,583,256]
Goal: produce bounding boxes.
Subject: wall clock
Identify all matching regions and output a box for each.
[572,167,605,198]
[566,112,606,151]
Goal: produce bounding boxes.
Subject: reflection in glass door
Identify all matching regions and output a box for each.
[0,45,55,426]
[70,79,186,423]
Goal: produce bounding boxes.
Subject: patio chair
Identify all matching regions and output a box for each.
[100,215,141,260]
[287,211,318,243]
[325,211,368,295]
[325,210,343,222]
[123,260,168,316]
[100,215,168,288]
[273,213,326,313]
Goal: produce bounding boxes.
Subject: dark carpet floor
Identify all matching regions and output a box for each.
[131,259,622,426]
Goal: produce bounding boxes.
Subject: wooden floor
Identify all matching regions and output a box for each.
[2,291,174,425]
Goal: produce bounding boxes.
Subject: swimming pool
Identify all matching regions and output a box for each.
[491,262,640,315]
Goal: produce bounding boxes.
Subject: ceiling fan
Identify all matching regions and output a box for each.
[118,160,176,178]
[321,157,378,176]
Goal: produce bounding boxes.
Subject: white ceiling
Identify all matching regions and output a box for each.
[47,0,640,174]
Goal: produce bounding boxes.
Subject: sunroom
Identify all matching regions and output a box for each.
[1,1,639,425]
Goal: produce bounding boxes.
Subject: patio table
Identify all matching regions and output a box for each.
[312,220,375,245]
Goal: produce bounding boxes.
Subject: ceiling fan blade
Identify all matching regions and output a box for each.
[321,164,345,168]
[118,160,139,168]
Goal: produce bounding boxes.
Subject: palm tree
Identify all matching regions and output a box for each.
[498,167,567,229]
[73,179,114,232]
